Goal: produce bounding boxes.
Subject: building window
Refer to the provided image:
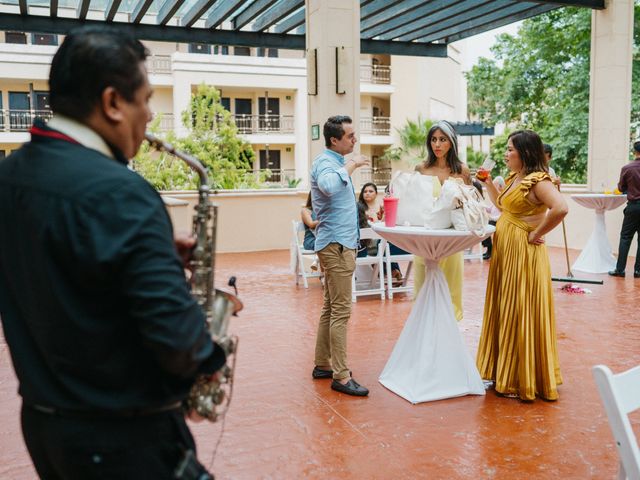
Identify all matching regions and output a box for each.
[258,48,279,58]
[220,97,231,112]
[6,32,27,44]
[32,33,58,45]
[188,43,211,54]
[0,151,5,161]
[213,45,229,55]
[234,46,250,56]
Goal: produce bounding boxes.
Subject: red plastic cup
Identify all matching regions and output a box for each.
[383,196,399,227]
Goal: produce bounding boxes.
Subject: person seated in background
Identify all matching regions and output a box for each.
[481,176,505,260]
[543,143,561,186]
[301,192,320,270]
[357,182,405,284]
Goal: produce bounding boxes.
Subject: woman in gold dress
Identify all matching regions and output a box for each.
[414,121,471,321]
[476,130,568,401]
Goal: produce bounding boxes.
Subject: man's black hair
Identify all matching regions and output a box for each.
[543,143,553,155]
[634,140,640,154]
[324,115,352,148]
[49,26,149,121]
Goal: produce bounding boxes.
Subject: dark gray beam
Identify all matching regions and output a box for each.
[231,0,272,30]
[361,38,447,57]
[413,2,548,43]
[156,0,185,25]
[19,0,27,15]
[251,0,303,32]
[131,0,154,23]
[363,0,478,40]
[204,0,245,29]
[181,0,216,27]
[50,0,58,18]
[273,8,304,34]
[518,0,604,9]
[360,0,426,32]
[445,3,559,43]
[0,13,449,57]
[105,0,123,21]
[361,0,403,21]
[76,0,91,20]
[397,0,512,42]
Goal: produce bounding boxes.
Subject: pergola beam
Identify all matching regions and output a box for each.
[50,0,58,18]
[363,0,481,40]
[156,0,185,25]
[76,0,91,20]
[231,0,271,30]
[360,0,428,32]
[360,0,404,21]
[519,0,604,9]
[398,0,514,42]
[204,0,245,29]
[181,0,216,27]
[105,0,123,21]
[445,3,558,43]
[273,8,304,34]
[131,0,154,23]
[19,0,28,15]
[251,0,303,32]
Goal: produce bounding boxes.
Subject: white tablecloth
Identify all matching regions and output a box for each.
[570,194,627,273]
[372,223,495,404]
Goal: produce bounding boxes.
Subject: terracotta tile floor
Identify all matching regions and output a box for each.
[1,247,639,479]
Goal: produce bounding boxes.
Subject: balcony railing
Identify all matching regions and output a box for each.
[353,167,393,188]
[148,55,171,74]
[241,168,298,186]
[360,116,391,135]
[0,109,53,132]
[231,114,295,134]
[360,65,391,84]
[152,113,174,132]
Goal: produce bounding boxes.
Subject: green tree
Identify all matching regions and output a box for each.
[466,4,640,183]
[133,84,264,190]
[382,117,434,165]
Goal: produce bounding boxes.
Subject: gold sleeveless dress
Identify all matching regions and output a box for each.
[476,172,562,401]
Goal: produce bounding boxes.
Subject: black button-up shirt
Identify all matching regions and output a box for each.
[0,120,225,412]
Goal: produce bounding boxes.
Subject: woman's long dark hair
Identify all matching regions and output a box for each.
[305,191,312,209]
[424,121,463,175]
[508,130,548,176]
[357,182,377,228]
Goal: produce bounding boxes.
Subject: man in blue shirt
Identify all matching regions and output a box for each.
[310,115,370,396]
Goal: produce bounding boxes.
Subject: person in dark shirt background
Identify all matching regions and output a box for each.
[609,140,640,278]
[0,26,224,479]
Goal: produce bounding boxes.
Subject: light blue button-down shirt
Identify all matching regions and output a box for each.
[310,149,359,252]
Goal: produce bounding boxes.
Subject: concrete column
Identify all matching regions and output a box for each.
[305,0,361,168]
[171,70,192,137]
[293,90,310,189]
[587,0,634,192]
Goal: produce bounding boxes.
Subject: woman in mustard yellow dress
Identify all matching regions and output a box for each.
[475,130,568,401]
[414,121,471,321]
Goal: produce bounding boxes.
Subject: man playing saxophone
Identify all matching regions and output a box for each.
[0,26,224,479]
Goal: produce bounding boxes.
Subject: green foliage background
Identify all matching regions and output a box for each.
[465,4,640,183]
[132,84,267,190]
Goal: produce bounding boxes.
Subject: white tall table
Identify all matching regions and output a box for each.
[372,224,495,404]
[570,194,627,273]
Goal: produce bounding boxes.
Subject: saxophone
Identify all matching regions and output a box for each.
[145,133,243,422]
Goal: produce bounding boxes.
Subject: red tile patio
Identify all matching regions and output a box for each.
[1,247,638,479]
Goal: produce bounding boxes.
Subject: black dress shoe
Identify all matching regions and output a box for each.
[312,366,333,379]
[482,253,491,261]
[608,270,625,277]
[635,270,640,278]
[331,378,369,396]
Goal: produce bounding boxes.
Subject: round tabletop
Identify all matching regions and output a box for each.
[570,193,627,212]
[372,223,495,262]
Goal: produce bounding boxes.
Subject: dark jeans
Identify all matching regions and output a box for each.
[21,404,212,480]
[615,201,640,272]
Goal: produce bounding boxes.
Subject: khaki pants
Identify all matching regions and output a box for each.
[315,243,356,380]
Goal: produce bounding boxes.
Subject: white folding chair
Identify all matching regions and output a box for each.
[292,220,321,288]
[352,228,386,302]
[592,364,640,480]
[384,243,413,299]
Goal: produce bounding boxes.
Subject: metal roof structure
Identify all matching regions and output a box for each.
[0,0,605,57]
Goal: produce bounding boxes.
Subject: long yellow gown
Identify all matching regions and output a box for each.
[476,172,562,401]
[413,176,464,321]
